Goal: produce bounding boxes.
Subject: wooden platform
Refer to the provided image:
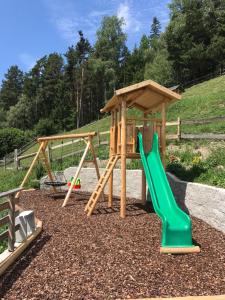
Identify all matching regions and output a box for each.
[160,246,200,254]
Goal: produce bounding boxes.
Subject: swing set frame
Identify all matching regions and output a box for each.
[16,132,104,207]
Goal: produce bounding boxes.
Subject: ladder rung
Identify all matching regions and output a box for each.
[85,156,118,216]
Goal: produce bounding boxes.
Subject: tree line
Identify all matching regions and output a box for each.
[0,0,225,135]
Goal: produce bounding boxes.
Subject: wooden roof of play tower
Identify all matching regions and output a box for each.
[101,80,181,113]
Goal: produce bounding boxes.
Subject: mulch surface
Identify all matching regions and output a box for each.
[0,190,225,300]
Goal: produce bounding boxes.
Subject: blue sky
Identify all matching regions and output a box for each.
[0,0,171,82]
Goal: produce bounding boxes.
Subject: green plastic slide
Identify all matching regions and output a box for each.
[138,132,195,249]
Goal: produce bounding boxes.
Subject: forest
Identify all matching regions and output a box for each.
[0,0,225,147]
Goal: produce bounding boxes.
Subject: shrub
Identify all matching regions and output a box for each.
[0,128,31,158]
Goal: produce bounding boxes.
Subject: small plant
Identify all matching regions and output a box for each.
[192,155,202,165]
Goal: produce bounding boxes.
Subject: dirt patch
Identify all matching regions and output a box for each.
[0,190,225,299]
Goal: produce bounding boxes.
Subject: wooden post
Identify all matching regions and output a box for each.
[46,145,51,166]
[108,111,115,208]
[177,117,181,141]
[117,106,121,154]
[161,102,166,168]
[14,149,19,170]
[3,156,6,170]
[97,130,100,146]
[120,100,126,218]
[8,195,15,252]
[62,140,91,207]
[16,142,45,198]
[142,113,147,204]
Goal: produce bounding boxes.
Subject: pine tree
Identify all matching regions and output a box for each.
[0,66,23,110]
[150,17,161,40]
[65,31,92,128]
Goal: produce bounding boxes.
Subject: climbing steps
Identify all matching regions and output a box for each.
[85,155,119,216]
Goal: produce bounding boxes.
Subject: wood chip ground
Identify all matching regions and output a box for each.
[0,190,225,299]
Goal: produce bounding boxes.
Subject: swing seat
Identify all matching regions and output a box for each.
[44,171,67,187]
[44,181,67,187]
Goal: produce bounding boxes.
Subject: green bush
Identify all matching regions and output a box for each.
[35,119,58,136]
[0,127,31,158]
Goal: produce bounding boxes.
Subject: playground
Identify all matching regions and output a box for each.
[1,190,225,299]
[0,80,225,299]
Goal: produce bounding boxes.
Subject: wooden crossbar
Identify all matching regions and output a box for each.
[38,132,96,142]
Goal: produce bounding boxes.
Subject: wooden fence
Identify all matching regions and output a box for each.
[0,188,22,252]
[2,115,225,170]
[183,67,225,88]
[166,116,225,140]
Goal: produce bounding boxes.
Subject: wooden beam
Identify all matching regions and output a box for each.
[133,102,147,112]
[142,113,147,204]
[127,117,162,123]
[16,142,45,198]
[62,140,91,207]
[126,88,146,107]
[120,99,127,218]
[161,102,166,168]
[115,80,181,100]
[38,132,96,142]
[0,188,22,198]
[117,105,121,154]
[108,111,115,208]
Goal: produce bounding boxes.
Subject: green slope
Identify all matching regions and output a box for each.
[12,74,225,166]
[66,74,225,135]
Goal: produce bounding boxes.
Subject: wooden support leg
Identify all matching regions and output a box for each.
[120,100,126,218]
[142,112,147,204]
[88,138,105,202]
[142,168,146,204]
[108,168,113,208]
[161,102,166,168]
[16,142,45,198]
[41,144,57,193]
[62,141,90,207]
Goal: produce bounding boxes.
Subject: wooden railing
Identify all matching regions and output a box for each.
[0,188,22,252]
[2,115,225,169]
[166,116,225,140]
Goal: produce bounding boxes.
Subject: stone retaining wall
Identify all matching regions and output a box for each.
[41,167,225,234]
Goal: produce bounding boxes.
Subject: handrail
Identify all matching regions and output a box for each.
[0,188,22,252]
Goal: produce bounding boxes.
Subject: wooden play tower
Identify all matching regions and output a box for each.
[85,80,181,218]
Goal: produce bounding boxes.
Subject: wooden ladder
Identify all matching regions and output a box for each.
[84,155,119,216]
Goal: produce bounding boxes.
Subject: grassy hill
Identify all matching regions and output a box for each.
[1,74,225,191]
[21,74,225,153]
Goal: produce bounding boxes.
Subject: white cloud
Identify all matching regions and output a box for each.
[42,0,79,43]
[19,53,36,70]
[117,1,141,33]
[55,17,79,41]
